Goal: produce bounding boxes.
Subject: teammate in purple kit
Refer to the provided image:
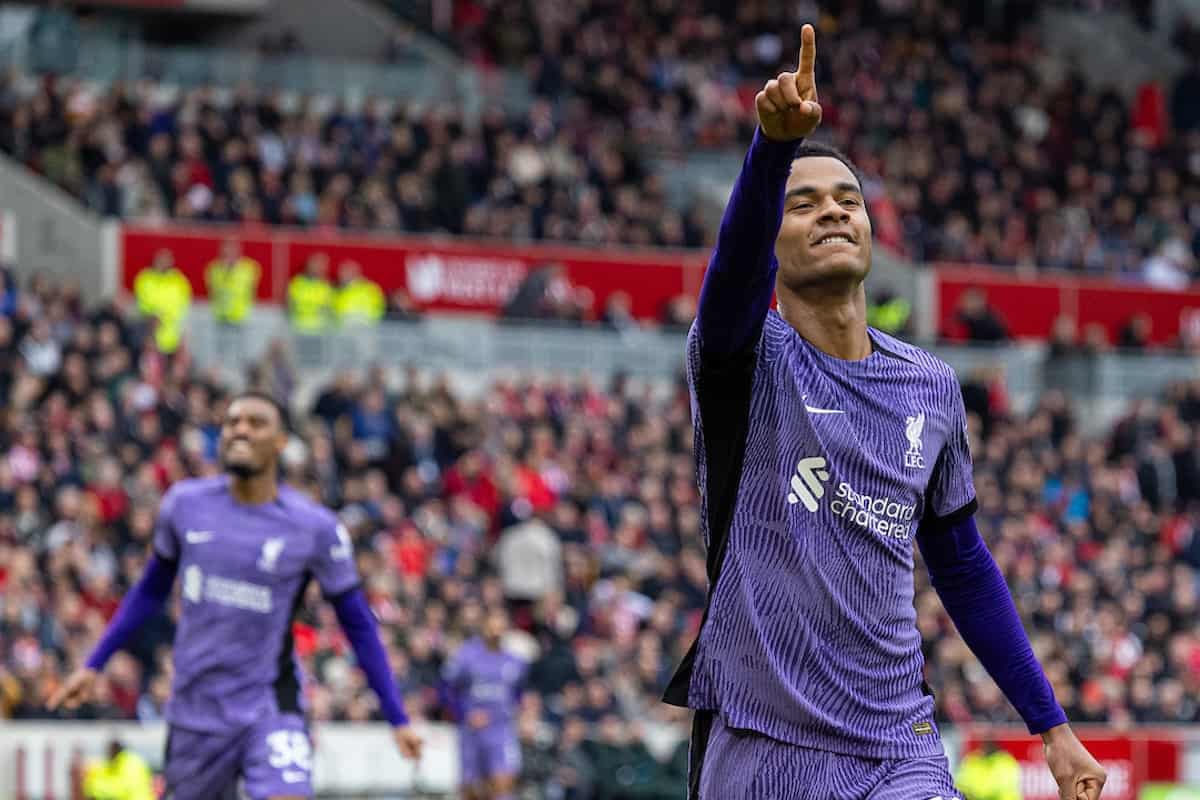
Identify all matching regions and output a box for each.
[661,24,1107,800]
[443,607,527,800]
[50,392,423,800]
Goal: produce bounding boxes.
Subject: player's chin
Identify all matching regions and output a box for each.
[796,255,869,283]
[223,458,259,478]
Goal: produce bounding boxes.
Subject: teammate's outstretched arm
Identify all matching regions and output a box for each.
[695,24,823,358]
[316,521,421,759]
[329,586,423,759]
[916,516,1107,800]
[48,553,178,710]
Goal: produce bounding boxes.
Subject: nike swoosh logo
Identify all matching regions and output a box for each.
[804,405,845,414]
[802,394,844,415]
[185,531,214,543]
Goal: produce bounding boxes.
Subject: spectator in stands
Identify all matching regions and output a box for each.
[81,739,154,800]
[334,261,386,327]
[956,739,1021,800]
[1047,315,1079,360]
[659,295,696,331]
[132,249,190,355]
[945,288,1009,343]
[0,264,18,318]
[1142,238,1196,290]
[288,253,335,334]
[600,292,637,333]
[385,288,422,322]
[1171,51,1200,133]
[204,239,261,327]
[1119,313,1154,350]
[502,264,570,323]
[19,317,62,377]
[495,506,563,605]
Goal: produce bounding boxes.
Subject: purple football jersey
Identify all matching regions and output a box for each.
[664,312,976,759]
[153,476,359,733]
[443,638,527,728]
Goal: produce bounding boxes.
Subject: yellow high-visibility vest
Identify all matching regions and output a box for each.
[867,297,912,334]
[206,257,261,324]
[334,277,385,325]
[957,749,1022,800]
[288,274,335,333]
[134,267,192,354]
[82,750,155,800]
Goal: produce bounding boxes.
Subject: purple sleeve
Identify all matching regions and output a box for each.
[331,587,409,727]
[695,128,801,358]
[85,555,177,671]
[916,515,1067,734]
[152,485,182,561]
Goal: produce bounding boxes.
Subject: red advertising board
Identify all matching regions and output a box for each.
[961,730,1181,800]
[120,225,1200,338]
[937,265,1200,345]
[121,225,707,321]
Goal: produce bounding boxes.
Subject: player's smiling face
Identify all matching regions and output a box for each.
[219,396,287,477]
[776,156,872,290]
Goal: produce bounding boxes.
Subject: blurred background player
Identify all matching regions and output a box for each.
[49,392,422,800]
[661,25,1105,799]
[443,606,528,800]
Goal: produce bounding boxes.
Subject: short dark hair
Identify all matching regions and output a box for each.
[793,141,865,192]
[228,390,290,433]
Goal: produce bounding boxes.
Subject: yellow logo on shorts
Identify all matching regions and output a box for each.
[912,721,934,735]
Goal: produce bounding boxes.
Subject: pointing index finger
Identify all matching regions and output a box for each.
[798,23,816,78]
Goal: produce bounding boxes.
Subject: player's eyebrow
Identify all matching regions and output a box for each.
[786,182,863,201]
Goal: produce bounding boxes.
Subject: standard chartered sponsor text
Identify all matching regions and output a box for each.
[205,574,272,613]
[830,481,916,540]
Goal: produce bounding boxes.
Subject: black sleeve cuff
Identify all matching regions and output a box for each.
[921,497,978,533]
[324,582,363,604]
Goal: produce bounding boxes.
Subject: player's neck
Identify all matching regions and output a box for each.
[777,286,871,361]
[228,472,279,505]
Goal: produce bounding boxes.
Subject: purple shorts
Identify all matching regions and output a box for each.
[459,723,521,786]
[164,712,313,800]
[691,712,961,800]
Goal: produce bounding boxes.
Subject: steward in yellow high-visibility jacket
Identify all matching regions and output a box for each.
[867,290,912,335]
[288,253,335,334]
[957,743,1022,800]
[134,249,192,354]
[334,260,385,326]
[205,239,261,325]
[82,741,154,800]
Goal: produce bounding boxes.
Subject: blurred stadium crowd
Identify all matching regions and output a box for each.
[0,1,1197,279]
[0,268,1199,798]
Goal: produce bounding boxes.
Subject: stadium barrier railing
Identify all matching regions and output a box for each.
[4,722,1200,799]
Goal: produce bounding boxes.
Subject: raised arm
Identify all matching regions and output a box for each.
[696,24,823,358]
